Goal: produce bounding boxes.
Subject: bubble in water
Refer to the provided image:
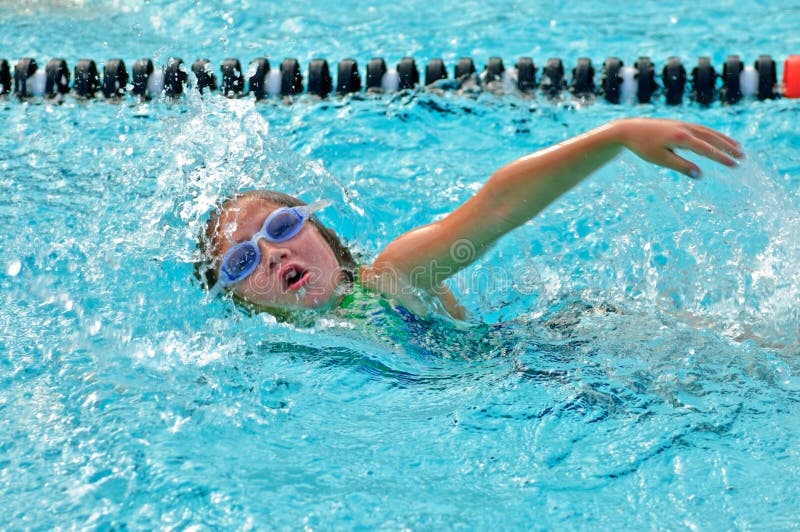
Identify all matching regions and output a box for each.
[87,319,102,336]
[6,259,21,277]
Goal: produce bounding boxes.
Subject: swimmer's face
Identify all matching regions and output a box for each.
[214,198,345,311]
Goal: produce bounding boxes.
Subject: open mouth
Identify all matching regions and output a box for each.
[282,265,310,291]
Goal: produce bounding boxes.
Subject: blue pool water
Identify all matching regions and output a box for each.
[2,0,800,528]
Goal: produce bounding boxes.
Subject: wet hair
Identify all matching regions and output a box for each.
[194,190,357,292]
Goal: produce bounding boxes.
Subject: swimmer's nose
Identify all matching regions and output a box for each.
[259,239,289,270]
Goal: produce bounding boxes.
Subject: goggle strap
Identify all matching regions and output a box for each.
[204,281,225,304]
[299,199,332,217]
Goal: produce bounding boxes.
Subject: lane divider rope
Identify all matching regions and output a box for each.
[1,54,797,104]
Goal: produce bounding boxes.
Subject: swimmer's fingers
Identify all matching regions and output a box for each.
[670,130,740,172]
[618,118,744,178]
[685,124,745,160]
[660,148,704,179]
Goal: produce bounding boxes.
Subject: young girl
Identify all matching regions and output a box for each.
[196,118,742,321]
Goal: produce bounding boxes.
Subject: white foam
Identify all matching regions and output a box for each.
[6,259,21,277]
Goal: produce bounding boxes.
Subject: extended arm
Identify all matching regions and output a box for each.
[363,118,742,309]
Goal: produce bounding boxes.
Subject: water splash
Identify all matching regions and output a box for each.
[141,94,365,266]
[506,150,800,354]
[673,153,800,350]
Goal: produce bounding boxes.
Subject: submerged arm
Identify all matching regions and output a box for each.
[364,118,742,304]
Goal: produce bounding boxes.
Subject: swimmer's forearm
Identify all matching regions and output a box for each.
[477,121,624,231]
[369,121,641,291]
[370,119,742,292]
[365,125,621,294]
[454,118,741,239]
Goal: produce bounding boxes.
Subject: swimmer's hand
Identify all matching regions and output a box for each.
[613,118,744,179]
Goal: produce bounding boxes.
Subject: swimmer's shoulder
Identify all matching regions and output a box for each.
[357,264,467,320]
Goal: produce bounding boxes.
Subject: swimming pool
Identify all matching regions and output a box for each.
[2,0,800,528]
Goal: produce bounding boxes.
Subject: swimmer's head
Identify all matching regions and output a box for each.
[196,190,357,314]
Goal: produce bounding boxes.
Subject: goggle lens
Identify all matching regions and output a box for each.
[222,243,259,281]
[264,209,304,242]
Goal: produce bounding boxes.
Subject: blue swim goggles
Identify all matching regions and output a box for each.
[210,199,331,294]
